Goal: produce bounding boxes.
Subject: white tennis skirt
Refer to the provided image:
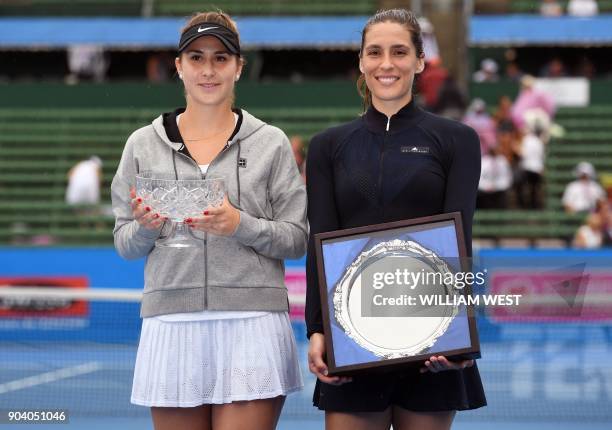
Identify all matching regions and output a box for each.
[131,312,304,407]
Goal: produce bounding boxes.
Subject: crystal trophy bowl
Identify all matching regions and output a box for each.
[135,172,225,248]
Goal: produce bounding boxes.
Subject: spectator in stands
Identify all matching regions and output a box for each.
[290,135,306,180]
[493,95,515,131]
[562,162,606,213]
[112,11,306,429]
[517,124,546,209]
[573,213,604,248]
[496,122,523,207]
[146,52,174,83]
[577,56,596,78]
[478,146,512,209]
[568,0,599,17]
[540,57,567,78]
[433,75,468,121]
[594,199,612,246]
[418,17,440,64]
[417,57,448,111]
[524,107,553,144]
[463,98,497,155]
[472,58,499,83]
[65,156,103,206]
[511,75,556,132]
[505,62,524,82]
[540,0,563,16]
[65,44,108,84]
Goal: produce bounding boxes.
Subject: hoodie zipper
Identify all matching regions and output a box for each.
[378,116,391,214]
[163,111,264,311]
[173,142,232,310]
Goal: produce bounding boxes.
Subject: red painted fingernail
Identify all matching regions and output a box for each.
[137,198,142,203]
[145,206,151,212]
[185,218,192,223]
[153,214,159,219]
[203,211,209,215]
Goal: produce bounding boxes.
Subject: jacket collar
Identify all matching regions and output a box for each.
[363,99,424,134]
[152,107,266,151]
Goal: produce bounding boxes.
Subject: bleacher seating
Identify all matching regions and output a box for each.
[1,104,610,246]
[509,0,612,13]
[0,107,360,245]
[0,0,375,16]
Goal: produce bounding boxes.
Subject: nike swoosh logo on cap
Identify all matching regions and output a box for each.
[198,26,219,33]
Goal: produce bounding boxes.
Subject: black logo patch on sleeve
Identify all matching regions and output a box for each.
[401,146,430,154]
[238,158,247,168]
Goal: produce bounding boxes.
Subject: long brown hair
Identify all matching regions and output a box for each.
[357,9,425,111]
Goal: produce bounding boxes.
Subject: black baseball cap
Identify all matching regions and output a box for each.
[178,22,241,55]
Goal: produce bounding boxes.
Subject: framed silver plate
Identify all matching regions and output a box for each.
[314,212,481,375]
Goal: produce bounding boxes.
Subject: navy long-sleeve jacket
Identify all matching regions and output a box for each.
[305,100,481,338]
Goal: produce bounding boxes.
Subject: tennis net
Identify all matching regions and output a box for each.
[1,285,611,422]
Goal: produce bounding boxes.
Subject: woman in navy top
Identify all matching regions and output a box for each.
[305,8,486,430]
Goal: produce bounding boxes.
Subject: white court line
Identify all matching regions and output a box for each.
[0,361,102,395]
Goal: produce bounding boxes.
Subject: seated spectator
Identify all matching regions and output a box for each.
[523,107,552,143]
[540,0,563,16]
[66,156,103,206]
[505,62,524,82]
[146,52,174,83]
[417,58,448,111]
[433,75,467,121]
[472,58,499,83]
[595,199,612,246]
[418,17,440,64]
[568,0,599,17]
[65,44,108,84]
[540,57,567,78]
[477,146,513,209]
[511,75,556,132]
[517,125,546,209]
[496,123,523,207]
[573,213,604,249]
[493,95,514,131]
[290,135,305,173]
[562,162,606,213]
[576,56,596,78]
[463,98,497,155]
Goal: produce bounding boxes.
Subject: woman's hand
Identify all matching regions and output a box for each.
[419,355,474,374]
[130,188,164,230]
[308,333,352,385]
[185,196,240,236]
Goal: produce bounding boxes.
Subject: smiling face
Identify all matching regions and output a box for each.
[175,36,242,108]
[359,21,424,114]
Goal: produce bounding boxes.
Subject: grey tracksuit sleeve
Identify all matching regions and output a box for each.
[231,135,308,260]
[111,135,160,260]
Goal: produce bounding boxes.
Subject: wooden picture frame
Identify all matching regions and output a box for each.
[314,212,481,375]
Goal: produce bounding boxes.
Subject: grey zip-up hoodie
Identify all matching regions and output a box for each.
[111,109,308,317]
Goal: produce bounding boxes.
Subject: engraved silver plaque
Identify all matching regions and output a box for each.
[315,213,481,375]
[332,239,460,359]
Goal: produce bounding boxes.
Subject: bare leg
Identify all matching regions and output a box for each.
[151,405,212,430]
[325,408,392,430]
[212,396,285,430]
[391,406,456,430]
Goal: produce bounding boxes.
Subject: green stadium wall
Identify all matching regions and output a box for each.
[0,81,362,109]
[3,80,612,109]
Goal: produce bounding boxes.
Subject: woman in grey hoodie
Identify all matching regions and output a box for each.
[111,11,307,430]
